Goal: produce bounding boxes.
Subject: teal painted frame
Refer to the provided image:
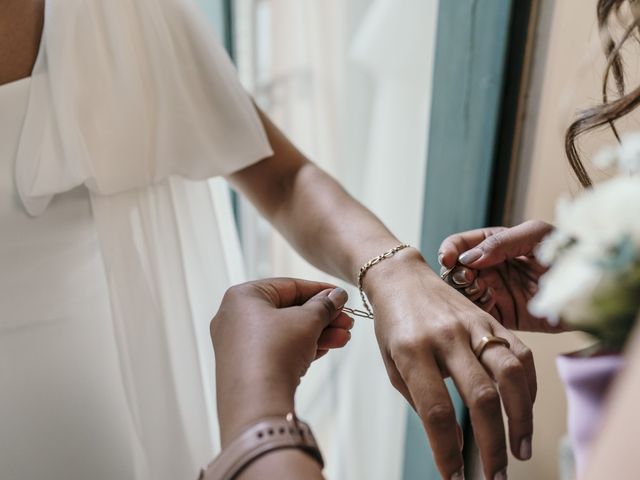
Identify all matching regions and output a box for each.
[403,1,514,478]
[197,0,230,44]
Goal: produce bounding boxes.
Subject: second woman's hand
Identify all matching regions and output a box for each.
[439,220,565,334]
[211,278,354,447]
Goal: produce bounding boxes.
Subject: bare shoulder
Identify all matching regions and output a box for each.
[0,0,44,85]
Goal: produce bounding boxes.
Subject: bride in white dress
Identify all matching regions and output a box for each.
[0,1,540,480]
[2,1,282,478]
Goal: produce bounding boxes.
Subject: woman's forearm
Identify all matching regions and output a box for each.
[266,161,403,282]
[227,108,431,286]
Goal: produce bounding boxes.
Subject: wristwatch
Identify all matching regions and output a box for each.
[199,413,324,480]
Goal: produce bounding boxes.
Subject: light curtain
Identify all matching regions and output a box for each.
[232,0,439,478]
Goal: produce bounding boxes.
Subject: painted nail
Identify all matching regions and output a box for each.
[328,288,348,309]
[450,467,465,480]
[459,248,482,265]
[452,269,471,286]
[520,436,532,460]
[494,468,507,480]
[465,280,480,296]
[480,288,493,304]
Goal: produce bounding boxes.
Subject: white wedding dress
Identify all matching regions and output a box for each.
[0,1,272,479]
[0,78,141,479]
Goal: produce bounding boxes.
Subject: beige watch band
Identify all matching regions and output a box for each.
[199,413,323,480]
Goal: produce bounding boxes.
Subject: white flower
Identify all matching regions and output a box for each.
[617,133,640,174]
[593,144,618,170]
[530,175,640,325]
[529,248,604,325]
[535,229,573,266]
[532,135,640,344]
[552,176,640,252]
[593,132,640,174]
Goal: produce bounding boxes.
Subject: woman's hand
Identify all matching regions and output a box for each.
[211,278,353,446]
[439,220,564,334]
[364,248,537,480]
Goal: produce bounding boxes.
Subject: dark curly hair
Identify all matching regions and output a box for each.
[565,0,640,187]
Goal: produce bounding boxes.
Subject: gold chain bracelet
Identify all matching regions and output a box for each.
[353,244,411,320]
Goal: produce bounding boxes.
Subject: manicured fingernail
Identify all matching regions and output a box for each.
[328,288,348,308]
[480,288,493,304]
[452,269,471,286]
[438,253,445,266]
[494,468,507,480]
[451,467,465,480]
[459,248,482,265]
[465,280,480,296]
[520,436,532,460]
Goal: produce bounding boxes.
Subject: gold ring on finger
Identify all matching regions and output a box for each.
[474,335,511,358]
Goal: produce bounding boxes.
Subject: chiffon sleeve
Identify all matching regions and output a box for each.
[16,0,273,216]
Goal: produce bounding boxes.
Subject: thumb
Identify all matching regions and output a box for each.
[458,220,553,268]
[302,287,348,329]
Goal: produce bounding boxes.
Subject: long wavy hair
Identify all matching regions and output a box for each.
[565,0,640,187]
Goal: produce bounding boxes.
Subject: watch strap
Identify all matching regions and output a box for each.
[199,413,323,480]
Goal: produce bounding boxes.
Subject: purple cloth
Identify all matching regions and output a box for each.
[556,352,625,478]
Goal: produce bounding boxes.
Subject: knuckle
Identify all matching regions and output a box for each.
[483,233,506,253]
[434,325,470,355]
[423,403,456,430]
[310,296,335,317]
[392,332,431,356]
[388,371,406,391]
[470,386,501,412]
[500,357,526,383]
[225,282,252,299]
[209,315,219,334]
[517,345,534,364]
[526,219,552,232]
[223,284,242,299]
[434,323,460,345]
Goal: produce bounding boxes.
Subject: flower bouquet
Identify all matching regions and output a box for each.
[527,134,640,476]
[530,134,640,349]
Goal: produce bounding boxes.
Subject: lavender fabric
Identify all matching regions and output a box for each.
[556,353,625,478]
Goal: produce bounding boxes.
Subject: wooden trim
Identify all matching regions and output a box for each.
[489,0,541,226]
